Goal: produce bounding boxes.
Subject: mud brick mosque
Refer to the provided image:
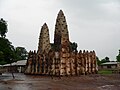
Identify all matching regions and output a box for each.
[25,10,98,76]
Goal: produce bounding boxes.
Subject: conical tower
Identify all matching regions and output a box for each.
[37,23,51,54]
[54,10,70,51]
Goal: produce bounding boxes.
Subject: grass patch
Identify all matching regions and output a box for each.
[98,70,113,74]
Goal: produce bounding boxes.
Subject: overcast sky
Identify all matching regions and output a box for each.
[0,0,120,60]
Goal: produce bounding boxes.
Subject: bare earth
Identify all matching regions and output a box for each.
[0,73,120,90]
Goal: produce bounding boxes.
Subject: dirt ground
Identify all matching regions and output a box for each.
[0,73,120,90]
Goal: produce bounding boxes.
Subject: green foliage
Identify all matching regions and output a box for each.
[0,18,15,65]
[0,18,8,38]
[0,18,28,65]
[97,56,110,66]
[100,56,110,64]
[116,55,120,62]
[15,47,28,60]
[105,57,110,62]
[0,38,28,65]
[70,42,78,52]
[96,57,101,66]
[0,37,16,64]
[0,51,5,64]
[100,59,106,63]
[98,70,113,74]
[116,50,120,62]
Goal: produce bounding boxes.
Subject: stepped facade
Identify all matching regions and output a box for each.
[25,10,98,76]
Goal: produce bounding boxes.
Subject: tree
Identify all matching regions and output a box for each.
[0,18,15,78]
[96,56,101,66]
[0,51,5,65]
[0,37,16,64]
[100,56,110,64]
[0,18,8,38]
[100,59,106,64]
[104,57,110,62]
[0,18,28,78]
[70,42,78,52]
[15,47,28,60]
[116,50,120,62]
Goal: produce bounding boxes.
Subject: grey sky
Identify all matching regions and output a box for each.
[0,0,120,60]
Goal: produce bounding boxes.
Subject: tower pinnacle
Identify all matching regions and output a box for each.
[38,23,51,54]
[54,10,70,51]
[58,10,64,17]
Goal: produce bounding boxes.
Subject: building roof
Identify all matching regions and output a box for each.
[0,65,3,67]
[15,60,27,66]
[101,62,120,65]
[3,60,27,67]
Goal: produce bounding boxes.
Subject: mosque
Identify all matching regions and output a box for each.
[25,10,98,76]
